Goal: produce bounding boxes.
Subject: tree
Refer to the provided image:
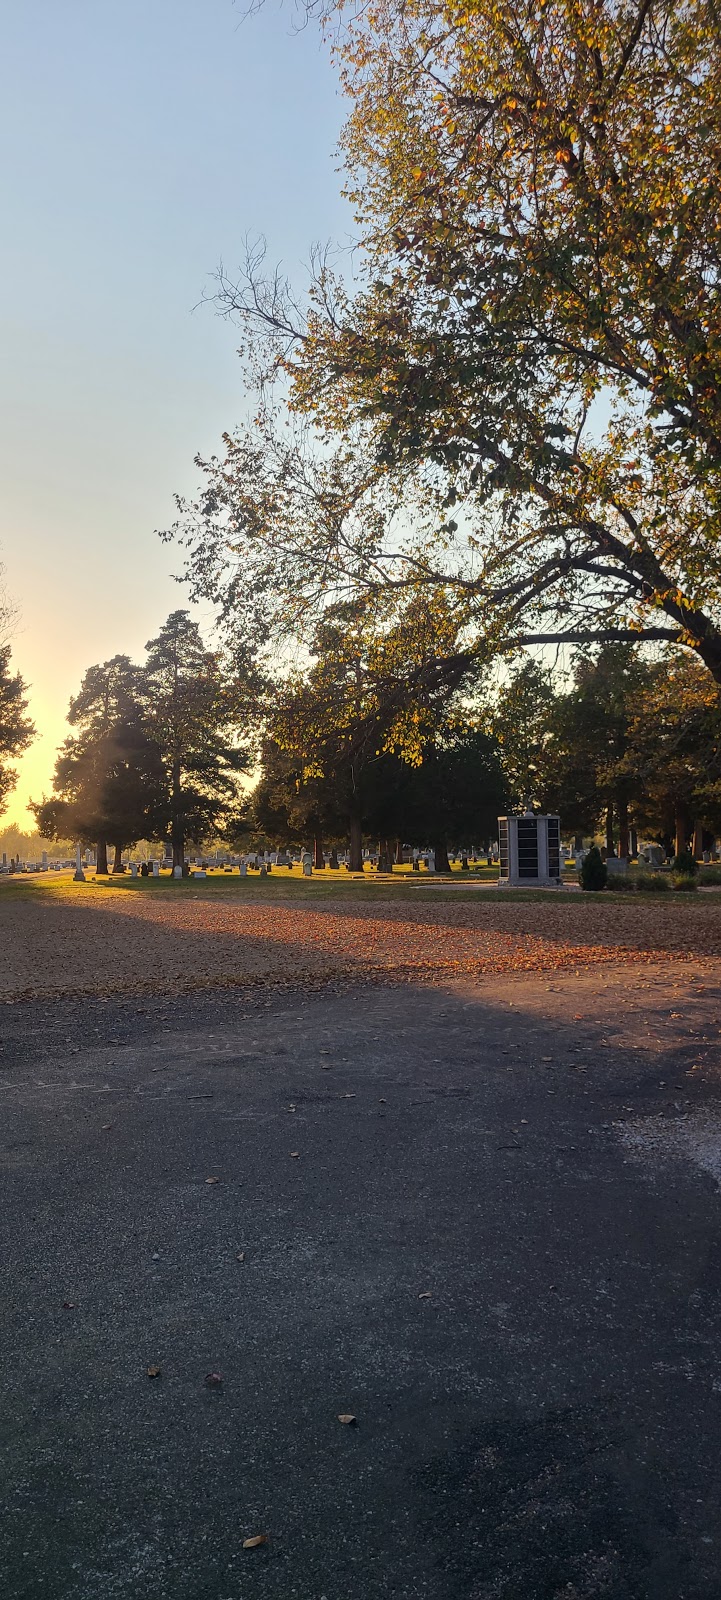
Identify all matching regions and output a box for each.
[262,591,474,870]
[252,738,348,863]
[207,0,721,685]
[367,723,507,869]
[544,646,656,854]
[32,655,166,870]
[142,611,250,868]
[620,655,721,856]
[65,655,147,871]
[487,660,558,814]
[34,717,166,869]
[0,644,33,815]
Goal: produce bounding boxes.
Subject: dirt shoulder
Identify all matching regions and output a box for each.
[3,875,720,1001]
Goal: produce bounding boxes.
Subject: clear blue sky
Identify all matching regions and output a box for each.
[0,0,350,822]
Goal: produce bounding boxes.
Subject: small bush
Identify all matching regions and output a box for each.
[671,873,698,892]
[634,870,670,893]
[699,864,721,886]
[580,846,607,891]
[607,873,636,892]
[673,850,698,877]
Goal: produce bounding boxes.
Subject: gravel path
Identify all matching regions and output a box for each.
[3,879,721,1000]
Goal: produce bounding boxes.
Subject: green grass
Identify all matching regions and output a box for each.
[2,866,717,908]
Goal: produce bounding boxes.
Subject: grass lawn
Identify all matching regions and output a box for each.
[0,863,714,907]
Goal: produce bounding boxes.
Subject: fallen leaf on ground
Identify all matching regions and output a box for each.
[205,1176,219,1185]
[338,1413,357,1425]
[204,1372,223,1386]
[146,1365,162,1379]
[62,1301,75,1309]
[290,1151,300,1158]
[101,1123,112,1130]
[418,1291,433,1299]
[243,1534,268,1549]
[236,1251,246,1262]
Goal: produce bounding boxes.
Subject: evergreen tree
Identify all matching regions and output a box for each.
[142,612,250,868]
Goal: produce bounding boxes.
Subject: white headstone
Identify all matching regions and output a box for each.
[173,865,182,879]
[239,861,247,876]
[130,862,138,877]
[152,860,159,877]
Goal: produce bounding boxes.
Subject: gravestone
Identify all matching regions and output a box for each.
[239,861,247,876]
[173,865,182,880]
[130,862,138,878]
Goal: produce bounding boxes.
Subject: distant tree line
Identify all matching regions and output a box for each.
[15,599,721,871]
[254,638,721,865]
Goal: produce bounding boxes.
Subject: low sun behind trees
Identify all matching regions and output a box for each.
[33,612,252,870]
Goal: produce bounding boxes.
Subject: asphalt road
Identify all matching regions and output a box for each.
[1,968,721,1600]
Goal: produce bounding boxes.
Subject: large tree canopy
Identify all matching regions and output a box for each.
[197,0,721,682]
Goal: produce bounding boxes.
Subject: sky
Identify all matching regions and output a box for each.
[0,0,350,825]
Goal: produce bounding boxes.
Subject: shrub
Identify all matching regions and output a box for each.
[699,864,721,886]
[580,846,607,892]
[634,870,670,893]
[673,850,698,877]
[607,873,636,892]
[671,873,698,892]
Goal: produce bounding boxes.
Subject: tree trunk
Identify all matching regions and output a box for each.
[433,837,451,873]
[630,827,638,859]
[605,804,615,856]
[675,801,691,859]
[171,758,184,870]
[96,839,109,875]
[314,836,325,869]
[329,847,339,870]
[618,797,630,861]
[394,838,403,865]
[111,842,123,873]
[693,823,704,860]
[349,807,363,872]
[574,833,583,851]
